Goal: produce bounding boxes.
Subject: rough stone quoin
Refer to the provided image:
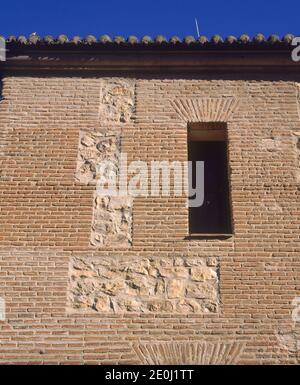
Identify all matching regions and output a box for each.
[99,79,135,123]
[91,194,132,247]
[74,78,135,247]
[74,128,133,247]
[75,129,120,185]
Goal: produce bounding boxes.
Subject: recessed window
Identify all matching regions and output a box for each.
[188,122,232,236]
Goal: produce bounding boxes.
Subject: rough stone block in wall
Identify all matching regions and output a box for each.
[99,79,135,123]
[68,256,219,314]
[74,78,135,247]
[75,130,121,185]
[90,194,132,246]
[75,129,133,247]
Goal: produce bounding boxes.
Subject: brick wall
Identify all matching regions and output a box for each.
[0,74,299,364]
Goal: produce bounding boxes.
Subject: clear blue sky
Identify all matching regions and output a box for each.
[1,0,299,39]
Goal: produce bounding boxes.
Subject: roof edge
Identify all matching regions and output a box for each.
[0,33,297,47]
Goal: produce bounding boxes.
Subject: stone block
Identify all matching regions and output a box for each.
[68,256,220,314]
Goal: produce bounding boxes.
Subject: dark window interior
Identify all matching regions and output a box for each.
[188,123,232,235]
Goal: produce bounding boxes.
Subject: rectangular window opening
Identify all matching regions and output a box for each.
[188,122,233,236]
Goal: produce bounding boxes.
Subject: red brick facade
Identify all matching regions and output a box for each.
[0,38,299,364]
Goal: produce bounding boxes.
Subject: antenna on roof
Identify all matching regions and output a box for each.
[195,18,200,38]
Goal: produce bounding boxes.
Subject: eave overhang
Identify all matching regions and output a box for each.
[1,39,300,75]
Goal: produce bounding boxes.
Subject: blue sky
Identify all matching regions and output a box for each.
[1,0,299,39]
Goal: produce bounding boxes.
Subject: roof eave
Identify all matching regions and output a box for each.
[1,46,299,74]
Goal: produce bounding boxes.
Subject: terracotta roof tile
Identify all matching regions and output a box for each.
[0,33,297,48]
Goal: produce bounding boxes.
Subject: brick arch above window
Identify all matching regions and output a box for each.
[170,97,240,123]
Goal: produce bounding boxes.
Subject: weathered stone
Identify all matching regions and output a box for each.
[261,138,280,152]
[93,296,111,312]
[293,170,300,183]
[75,130,120,185]
[191,266,217,281]
[81,135,95,147]
[148,267,158,277]
[128,261,149,275]
[158,267,173,278]
[100,280,125,296]
[174,257,184,266]
[72,269,97,278]
[154,280,165,295]
[176,298,202,313]
[76,161,97,184]
[109,195,132,210]
[99,79,134,123]
[91,194,132,247]
[160,259,174,267]
[127,276,152,296]
[186,282,217,299]
[184,257,205,267]
[72,295,94,310]
[118,299,141,312]
[203,301,218,313]
[68,256,220,314]
[173,267,189,278]
[167,279,185,299]
[206,257,218,267]
[98,268,119,280]
[147,300,173,312]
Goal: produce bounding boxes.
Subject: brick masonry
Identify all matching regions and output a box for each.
[0,73,299,364]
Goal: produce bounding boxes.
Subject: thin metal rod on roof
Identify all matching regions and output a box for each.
[195,18,200,38]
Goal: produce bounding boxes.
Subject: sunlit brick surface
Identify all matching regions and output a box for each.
[0,75,299,364]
